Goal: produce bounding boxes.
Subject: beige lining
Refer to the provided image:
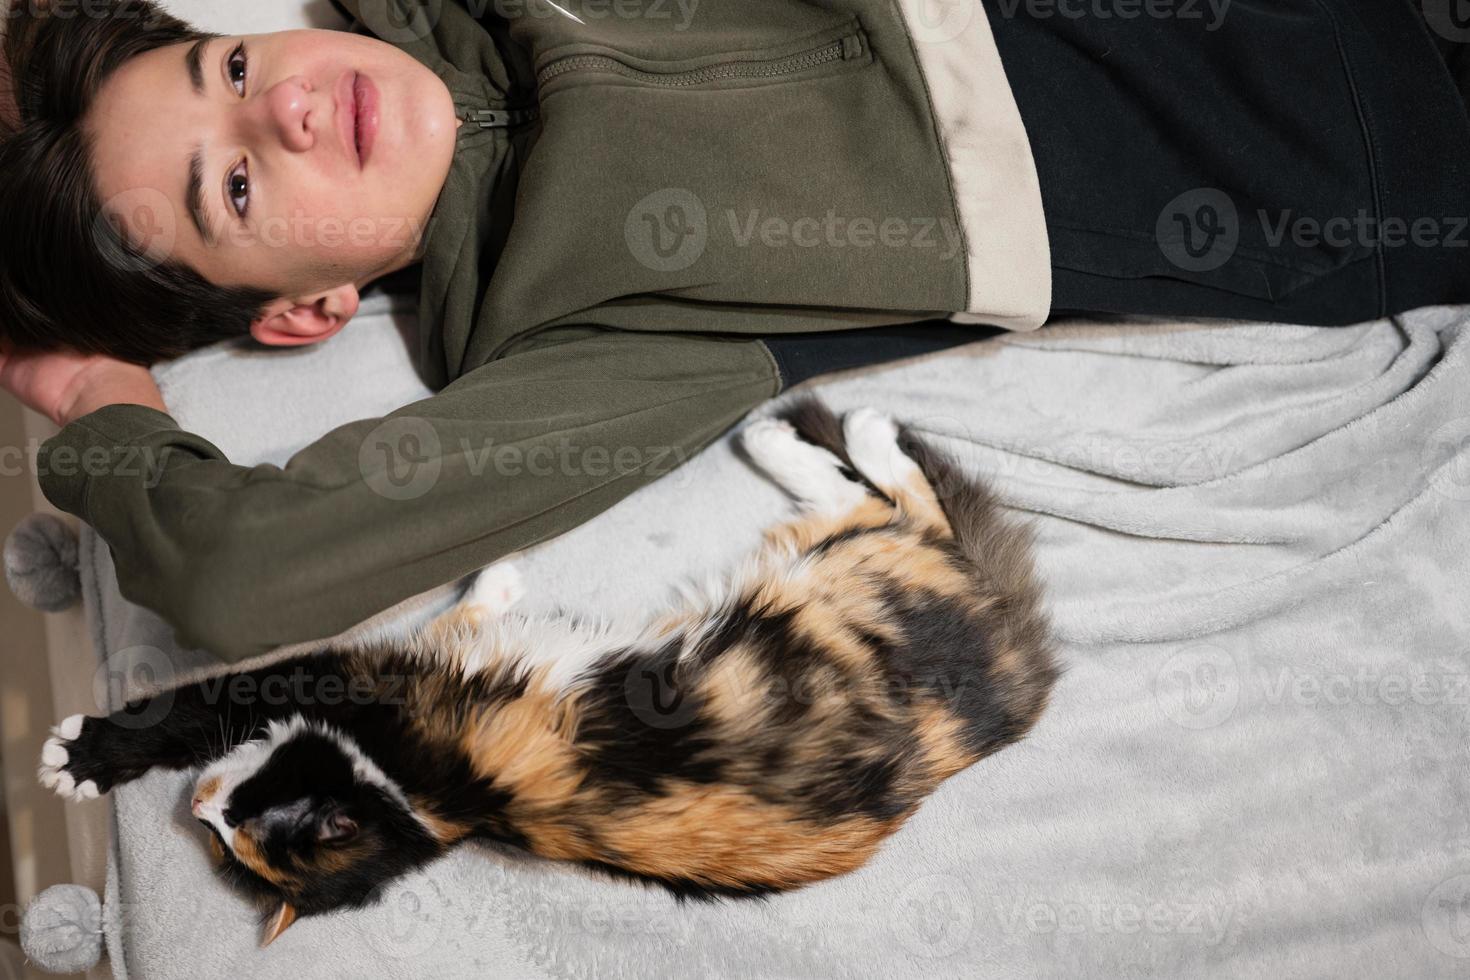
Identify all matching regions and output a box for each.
[892,1,1052,331]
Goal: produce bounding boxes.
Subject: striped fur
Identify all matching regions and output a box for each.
[38,398,1058,941]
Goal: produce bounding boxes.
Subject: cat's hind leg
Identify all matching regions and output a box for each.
[742,416,868,515]
[842,408,948,529]
[760,396,947,528]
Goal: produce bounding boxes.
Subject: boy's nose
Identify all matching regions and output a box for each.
[263,76,317,153]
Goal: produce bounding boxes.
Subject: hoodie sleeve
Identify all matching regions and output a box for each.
[37,329,780,662]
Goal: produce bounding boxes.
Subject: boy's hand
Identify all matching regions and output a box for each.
[0,342,167,427]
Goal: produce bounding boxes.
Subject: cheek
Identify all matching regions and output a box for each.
[275,184,400,260]
[236,193,377,288]
[232,828,301,891]
[373,67,456,210]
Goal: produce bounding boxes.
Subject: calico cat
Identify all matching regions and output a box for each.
[37,398,1057,945]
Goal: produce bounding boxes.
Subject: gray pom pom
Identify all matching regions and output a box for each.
[19,884,104,974]
[3,513,81,612]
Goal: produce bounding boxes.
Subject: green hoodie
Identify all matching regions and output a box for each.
[37,0,1049,660]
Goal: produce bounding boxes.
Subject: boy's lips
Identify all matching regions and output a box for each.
[355,74,380,167]
[335,71,380,169]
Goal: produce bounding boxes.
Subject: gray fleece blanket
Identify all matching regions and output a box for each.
[75,295,1470,979]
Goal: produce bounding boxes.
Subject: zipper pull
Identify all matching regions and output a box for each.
[464,107,540,129]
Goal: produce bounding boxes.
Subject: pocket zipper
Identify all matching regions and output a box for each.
[536,32,864,89]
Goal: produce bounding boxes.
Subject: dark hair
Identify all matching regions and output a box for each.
[0,0,274,364]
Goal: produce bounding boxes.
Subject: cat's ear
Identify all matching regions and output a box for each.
[261,902,297,947]
[317,809,358,844]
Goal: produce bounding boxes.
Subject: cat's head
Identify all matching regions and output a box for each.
[191,718,440,945]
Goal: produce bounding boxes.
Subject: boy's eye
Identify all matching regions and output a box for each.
[227,164,250,219]
[227,44,248,96]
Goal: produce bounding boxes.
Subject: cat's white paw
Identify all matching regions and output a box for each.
[38,716,99,802]
[843,408,918,490]
[742,416,798,449]
[37,736,68,790]
[743,417,866,513]
[466,562,524,617]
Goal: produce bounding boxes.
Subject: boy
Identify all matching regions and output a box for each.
[4,0,1469,660]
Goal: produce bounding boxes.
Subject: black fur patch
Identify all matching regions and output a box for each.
[577,640,725,797]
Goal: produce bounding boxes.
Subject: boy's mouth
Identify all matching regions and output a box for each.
[336,71,380,169]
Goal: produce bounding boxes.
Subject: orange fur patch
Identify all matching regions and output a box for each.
[232,827,299,891]
[595,784,898,890]
[407,798,474,845]
[193,775,222,805]
[453,671,587,859]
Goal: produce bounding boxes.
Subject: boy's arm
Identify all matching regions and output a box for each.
[36,329,780,662]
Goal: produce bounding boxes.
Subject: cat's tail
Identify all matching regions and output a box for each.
[895,428,1045,611]
[894,420,1059,733]
[777,396,1059,732]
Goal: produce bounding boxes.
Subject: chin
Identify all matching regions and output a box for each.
[377,65,457,196]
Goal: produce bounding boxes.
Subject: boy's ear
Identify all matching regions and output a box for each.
[249,284,360,347]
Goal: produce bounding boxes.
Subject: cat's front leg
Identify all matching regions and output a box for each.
[38,655,326,801]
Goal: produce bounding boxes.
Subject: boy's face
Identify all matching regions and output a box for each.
[85,28,458,314]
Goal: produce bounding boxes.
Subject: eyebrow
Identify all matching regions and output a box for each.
[186,145,213,246]
[186,37,209,96]
[183,39,214,246]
